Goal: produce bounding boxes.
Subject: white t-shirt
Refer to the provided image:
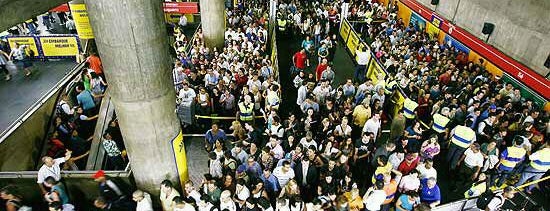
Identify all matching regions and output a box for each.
[486,193,505,211]
[363,189,386,211]
[37,157,66,184]
[356,51,370,65]
[363,118,381,138]
[416,164,437,180]
[463,148,484,167]
[272,166,295,188]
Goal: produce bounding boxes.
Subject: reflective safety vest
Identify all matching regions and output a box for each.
[451,125,475,148]
[238,102,253,121]
[530,148,550,171]
[385,80,397,94]
[432,113,450,133]
[499,146,526,170]
[277,19,287,31]
[383,180,398,204]
[266,91,279,109]
[403,98,418,119]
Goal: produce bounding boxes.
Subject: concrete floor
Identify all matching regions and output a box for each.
[0,59,77,132]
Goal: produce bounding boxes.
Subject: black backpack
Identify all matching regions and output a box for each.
[56,102,71,121]
[476,189,504,210]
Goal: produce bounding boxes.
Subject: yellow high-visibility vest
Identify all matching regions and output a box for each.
[403,98,418,119]
[277,19,287,31]
[451,125,475,148]
[530,148,550,171]
[500,146,526,169]
[432,113,450,133]
[385,80,397,94]
[238,102,253,121]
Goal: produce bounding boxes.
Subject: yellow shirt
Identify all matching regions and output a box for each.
[372,162,393,183]
[344,192,364,210]
[352,105,371,126]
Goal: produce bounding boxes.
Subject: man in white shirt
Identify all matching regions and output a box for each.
[363,180,386,211]
[272,160,295,188]
[178,83,196,103]
[363,112,382,141]
[37,150,71,195]
[486,186,515,211]
[355,46,370,83]
[416,159,437,180]
[456,143,483,188]
[133,190,153,211]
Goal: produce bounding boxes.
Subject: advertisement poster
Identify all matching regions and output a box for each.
[171,131,189,189]
[346,30,360,56]
[6,36,39,58]
[426,22,440,39]
[444,35,470,54]
[39,36,80,57]
[69,4,94,39]
[340,20,351,43]
[409,12,426,31]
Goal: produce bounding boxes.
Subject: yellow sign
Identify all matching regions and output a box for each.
[7,37,39,58]
[340,20,351,42]
[39,37,79,57]
[426,22,440,39]
[346,30,360,56]
[70,4,94,39]
[171,131,188,189]
[367,58,386,84]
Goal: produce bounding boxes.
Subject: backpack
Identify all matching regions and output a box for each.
[476,190,504,210]
[56,102,71,121]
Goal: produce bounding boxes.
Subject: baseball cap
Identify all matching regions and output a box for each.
[92,170,105,179]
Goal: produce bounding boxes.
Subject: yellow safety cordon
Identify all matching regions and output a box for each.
[194,115,263,119]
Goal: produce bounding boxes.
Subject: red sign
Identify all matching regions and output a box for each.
[163,2,199,14]
[49,4,70,12]
[400,0,550,100]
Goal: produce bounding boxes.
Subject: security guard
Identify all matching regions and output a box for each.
[515,142,549,192]
[492,138,526,187]
[237,95,254,123]
[277,14,287,33]
[403,98,418,119]
[432,109,450,134]
[384,80,397,95]
[447,119,476,170]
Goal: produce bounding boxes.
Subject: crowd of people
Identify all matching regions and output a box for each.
[1,0,548,210]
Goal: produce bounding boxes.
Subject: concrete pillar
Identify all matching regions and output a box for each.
[84,0,183,194]
[200,0,225,49]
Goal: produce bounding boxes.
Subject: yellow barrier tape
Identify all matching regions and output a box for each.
[194,115,264,119]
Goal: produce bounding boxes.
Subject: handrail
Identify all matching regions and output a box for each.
[0,61,85,143]
[0,168,131,179]
[85,90,115,170]
[184,23,202,58]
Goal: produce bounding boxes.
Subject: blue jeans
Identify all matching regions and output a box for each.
[354,65,367,83]
[493,168,512,187]
[447,143,466,170]
[515,166,545,191]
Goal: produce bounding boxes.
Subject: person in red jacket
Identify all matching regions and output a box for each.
[315,58,328,81]
[293,49,309,74]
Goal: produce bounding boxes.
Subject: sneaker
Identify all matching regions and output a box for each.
[25,71,32,77]
[4,75,10,81]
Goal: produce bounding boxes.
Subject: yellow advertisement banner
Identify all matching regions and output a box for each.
[340,20,351,42]
[367,58,386,84]
[397,1,412,27]
[7,37,39,57]
[346,30,360,56]
[39,37,79,57]
[426,22,440,39]
[171,131,188,189]
[70,4,94,39]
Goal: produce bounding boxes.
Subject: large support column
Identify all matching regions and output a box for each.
[200,0,225,49]
[84,0,183,194]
